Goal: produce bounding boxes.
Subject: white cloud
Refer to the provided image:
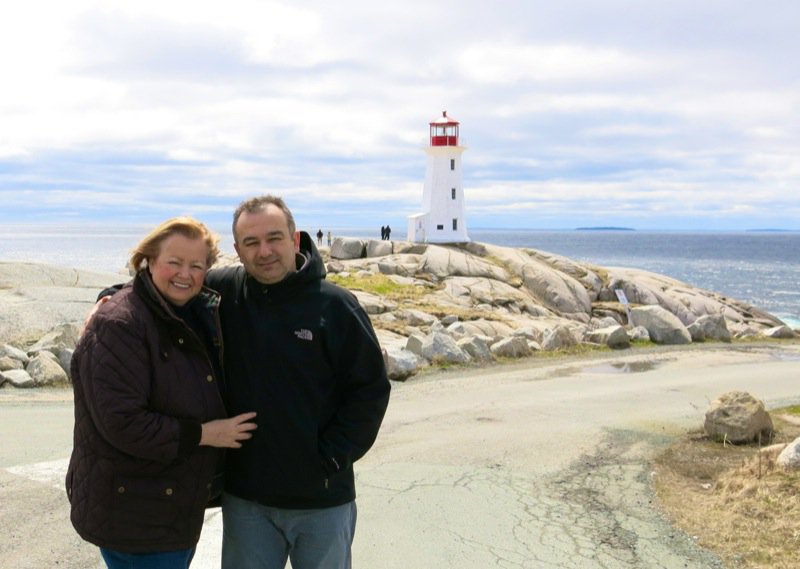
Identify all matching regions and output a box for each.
[0,0,798,230]
[457,43,649,84]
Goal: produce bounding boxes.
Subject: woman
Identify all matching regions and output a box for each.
[66,217,257,569]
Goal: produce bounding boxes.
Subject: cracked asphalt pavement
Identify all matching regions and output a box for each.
[2,343,799,568]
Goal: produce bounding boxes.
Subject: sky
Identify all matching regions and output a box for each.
[1,0,799,232]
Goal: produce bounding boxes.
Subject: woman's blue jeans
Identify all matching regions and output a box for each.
[100,547,195,569]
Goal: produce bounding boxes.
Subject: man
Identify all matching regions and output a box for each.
[205,195,390,569]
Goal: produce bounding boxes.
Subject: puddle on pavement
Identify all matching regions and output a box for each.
[581,360,664,374]
[770,353,800,362]
[544,359,665,379]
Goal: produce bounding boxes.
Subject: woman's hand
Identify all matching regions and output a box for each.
[200,412,258,448]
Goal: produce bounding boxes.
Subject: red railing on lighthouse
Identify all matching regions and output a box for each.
[430,111,459,146]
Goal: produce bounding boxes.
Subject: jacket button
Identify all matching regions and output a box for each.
[165,488,173,496]
[206,375,214,382]
[117,486,125,493]
[178,338,184,344]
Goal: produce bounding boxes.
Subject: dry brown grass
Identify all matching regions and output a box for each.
[653,411,800,568]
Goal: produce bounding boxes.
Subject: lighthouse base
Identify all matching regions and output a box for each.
[407,213,470,244]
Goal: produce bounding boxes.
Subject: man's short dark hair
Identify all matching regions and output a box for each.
[232,195,296,242]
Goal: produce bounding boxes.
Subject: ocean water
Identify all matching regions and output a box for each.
[1,225,798,327]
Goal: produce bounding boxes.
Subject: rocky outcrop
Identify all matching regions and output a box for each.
[0,262,121,345]
[1,238,796,386]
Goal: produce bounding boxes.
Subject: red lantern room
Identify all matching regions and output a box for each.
[429,110,459,146]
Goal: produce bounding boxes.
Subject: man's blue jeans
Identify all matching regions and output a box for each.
[221,492,357,569]
[100,547,195,568]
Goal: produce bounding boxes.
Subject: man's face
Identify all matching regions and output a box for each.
[234,205,300,285]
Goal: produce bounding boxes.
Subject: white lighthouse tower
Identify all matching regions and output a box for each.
[407,111,470,243]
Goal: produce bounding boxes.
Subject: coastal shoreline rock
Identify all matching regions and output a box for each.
[1,238,796,386]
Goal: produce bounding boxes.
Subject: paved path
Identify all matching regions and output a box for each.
[2,343,799,568]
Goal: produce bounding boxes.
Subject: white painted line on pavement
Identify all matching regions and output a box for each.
[4,458,222,568]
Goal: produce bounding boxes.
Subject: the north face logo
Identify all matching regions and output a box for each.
[294,329,313,341]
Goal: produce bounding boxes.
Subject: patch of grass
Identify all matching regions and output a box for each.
[532,343,612,359]
[328,273,429,302]
[330,272,513,328]
[653,408,800,568]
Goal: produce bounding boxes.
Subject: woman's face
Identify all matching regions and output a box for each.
[149,234,209,306]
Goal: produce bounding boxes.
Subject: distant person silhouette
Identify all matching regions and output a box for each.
[316,228,323,246]
[385,225,391,241]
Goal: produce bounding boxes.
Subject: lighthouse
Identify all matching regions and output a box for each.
[407,111,470,243]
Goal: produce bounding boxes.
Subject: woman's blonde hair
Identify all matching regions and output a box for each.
[129,216,220,272]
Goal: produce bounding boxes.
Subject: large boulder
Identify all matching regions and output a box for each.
[420,332,470,364]
[330,237,366,260]
[585,325,630,349]
[489,336,531,358]
[704,391,774,443]
[541,325,579,350]
[382,347,425,381]
[777,437,800,470]
[26,352,70,386]
[688,314,732,342]
[630,305,692,345]
[0,343,30,364]
[0,355,24,371]
[366,240,393,258]
[457,336,494,362]
[1,369,35,388]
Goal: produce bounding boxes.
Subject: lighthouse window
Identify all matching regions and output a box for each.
[450,159,455,170]
[452,218,458,230]
[436,224,444,230]
[451,188,456,199]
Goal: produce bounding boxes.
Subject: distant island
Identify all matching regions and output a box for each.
[575,226,635,231]
[746,228,794,233]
